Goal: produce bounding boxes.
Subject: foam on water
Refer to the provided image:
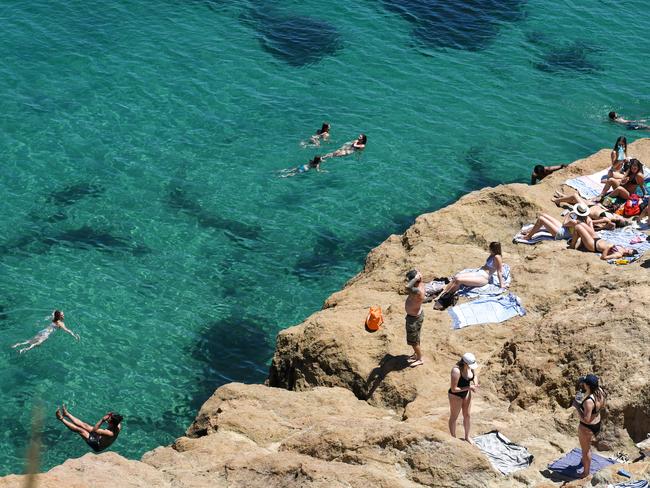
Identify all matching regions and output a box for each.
[1,0,650,474]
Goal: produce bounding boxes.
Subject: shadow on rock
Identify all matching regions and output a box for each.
[364,354,411,400]
[382,0,526,51]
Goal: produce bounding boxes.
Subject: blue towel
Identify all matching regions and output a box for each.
[608,481,649,488]
[565,176,602,199]
[448,292,525,329]
[457,264,511,298]
[547,447,616,479]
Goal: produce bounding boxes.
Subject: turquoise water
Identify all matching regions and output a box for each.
[1,0,650,474]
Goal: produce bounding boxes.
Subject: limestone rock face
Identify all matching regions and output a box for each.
[3,140,650,487]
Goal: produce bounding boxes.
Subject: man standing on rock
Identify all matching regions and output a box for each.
[405,269,425,368]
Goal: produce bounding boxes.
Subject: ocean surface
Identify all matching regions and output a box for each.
[1,0,649,474]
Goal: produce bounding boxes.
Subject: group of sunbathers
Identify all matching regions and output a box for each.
[280,123,367,177]
[524,135,648,260]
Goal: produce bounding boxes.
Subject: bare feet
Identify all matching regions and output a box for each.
[61,404,69,417]
[463,437,475,445]
[55,408,63,421]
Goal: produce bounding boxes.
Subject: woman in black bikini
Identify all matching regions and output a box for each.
[572,223,638,260]
[448,353,479,442]
[572,375,606,478]
[322,134,366,159]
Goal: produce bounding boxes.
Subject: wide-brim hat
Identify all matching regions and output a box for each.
[573,203,590,217]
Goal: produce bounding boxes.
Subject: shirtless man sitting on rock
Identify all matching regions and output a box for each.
[405,269,425,368]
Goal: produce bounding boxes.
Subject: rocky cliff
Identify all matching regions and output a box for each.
[2,141,649,487]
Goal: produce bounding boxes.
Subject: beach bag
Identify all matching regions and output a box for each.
[365,306,384,331]
[434,291,457,311]
[623,195,641,217]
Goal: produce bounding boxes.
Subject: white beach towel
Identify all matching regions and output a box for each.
[565,169,608,199]
[473,431,534,475]
[512,224,554,245]
[449,292,525,329]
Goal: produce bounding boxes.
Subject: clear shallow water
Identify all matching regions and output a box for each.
[1,0,650,474]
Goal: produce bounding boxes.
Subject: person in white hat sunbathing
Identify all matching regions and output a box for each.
[522,203,592,242]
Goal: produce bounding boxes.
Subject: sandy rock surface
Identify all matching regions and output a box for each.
[3,140,650,487]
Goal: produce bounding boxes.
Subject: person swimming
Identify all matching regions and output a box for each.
[11,310,79,354]
[609,112,650,131]
[302,122,331,147]
[280,155,324,178]
[322,134,366,159]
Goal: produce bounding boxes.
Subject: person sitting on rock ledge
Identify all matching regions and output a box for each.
[448,353,479,443]
[404,269,425,368]
[56,405,123,452]
[530,164,566,185]
[434,242,506,310]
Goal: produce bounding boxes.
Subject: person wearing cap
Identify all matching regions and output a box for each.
[523,204,592,243]
[572,374,606,478]
[530,164,567,185]
[448,353,480,443]
[404,269,425,368]
[56,404,123,452]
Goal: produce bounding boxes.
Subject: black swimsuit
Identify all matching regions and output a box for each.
[579,395,601,435]
[449,370,474,398]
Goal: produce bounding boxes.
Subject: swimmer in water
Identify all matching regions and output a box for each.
[301,122,331,147]
[280,155,324,177]
[609,112,650,131]
[11,310,79,354]
[530,164,567,185]
[322,134,366,159]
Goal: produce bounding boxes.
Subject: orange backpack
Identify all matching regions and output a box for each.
[365,306,384,331]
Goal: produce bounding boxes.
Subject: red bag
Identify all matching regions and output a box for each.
[623,195,641,217]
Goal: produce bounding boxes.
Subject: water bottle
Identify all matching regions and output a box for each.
[575,390,584,403]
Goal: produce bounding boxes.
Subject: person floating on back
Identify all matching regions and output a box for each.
[11,310,79,354]
[56,405,122,452]
[530,164,567,185]
[302,122,331,147]
[609,111,650,131]
[322,134,366,159]
[280,155,324,177]
[404,269,425,368]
